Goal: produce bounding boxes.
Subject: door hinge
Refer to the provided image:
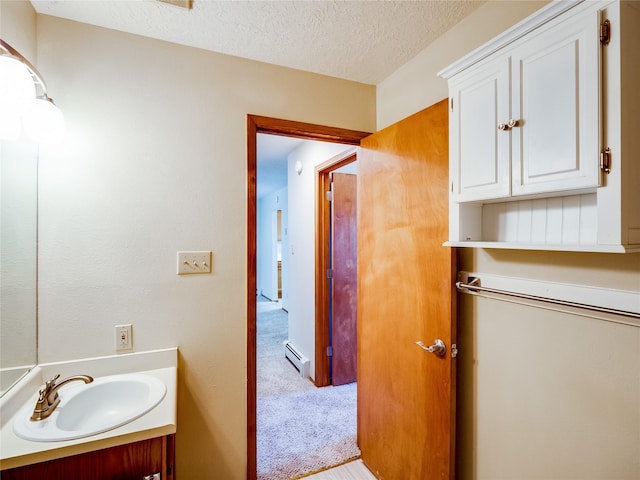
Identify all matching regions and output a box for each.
[451,343,458,359]
[326,346,333,357]
[326,190,333,202]
[450,97,454,111]
[326,268,333,279]
[600,19,611,45]
[600,147,611,174]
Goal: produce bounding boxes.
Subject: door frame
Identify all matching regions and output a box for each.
[314,150,358,387]
[246,115,369,479]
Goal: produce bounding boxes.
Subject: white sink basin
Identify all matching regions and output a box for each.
[13,373,166,442]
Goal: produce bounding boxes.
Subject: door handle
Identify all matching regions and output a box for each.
[416,339,446,357]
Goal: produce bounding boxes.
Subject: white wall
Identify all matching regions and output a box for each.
[29,13,374,479]
[378,1,640,478]
[286,140,353,380]
[257,187,287,302]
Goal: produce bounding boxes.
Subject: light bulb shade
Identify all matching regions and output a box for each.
[0,101,23,140]
[23,98,65,144]
[0,56,35,104]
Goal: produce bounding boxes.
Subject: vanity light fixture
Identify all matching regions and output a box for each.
[0,39,65,144]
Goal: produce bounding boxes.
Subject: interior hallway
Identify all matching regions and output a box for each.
[257,297,358,479]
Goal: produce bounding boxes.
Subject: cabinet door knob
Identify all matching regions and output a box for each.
[498,120,520,131]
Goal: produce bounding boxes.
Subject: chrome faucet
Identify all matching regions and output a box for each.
[30,374,94,421]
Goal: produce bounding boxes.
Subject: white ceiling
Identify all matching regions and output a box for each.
[28,0,485,198]
[256,134,305,198]
[30,0,484,85]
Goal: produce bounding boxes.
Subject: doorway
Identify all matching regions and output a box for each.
[314,152,358,387]
[275,209,282,300]
[250,101,457,480]
[247,115,370,480]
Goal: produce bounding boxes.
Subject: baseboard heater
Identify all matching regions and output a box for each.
[283,341,310,379]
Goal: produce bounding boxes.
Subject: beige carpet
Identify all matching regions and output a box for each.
[257,297,359,480]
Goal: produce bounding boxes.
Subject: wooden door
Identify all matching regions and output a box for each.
[331,172,357,386]
[357,99,456,479]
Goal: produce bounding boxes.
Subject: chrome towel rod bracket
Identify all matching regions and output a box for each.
[456,271,640,320]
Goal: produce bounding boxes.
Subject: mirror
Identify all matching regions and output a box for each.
[0,139,38,396]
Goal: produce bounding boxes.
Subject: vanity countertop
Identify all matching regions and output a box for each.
[0,347,177,471]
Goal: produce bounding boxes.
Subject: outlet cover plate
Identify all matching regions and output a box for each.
[177,251,212,275]
[115,324,133,351]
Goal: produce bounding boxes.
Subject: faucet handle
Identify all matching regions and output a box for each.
[31,374,93,421]
[32,375,61,421]
[42,374,61,394]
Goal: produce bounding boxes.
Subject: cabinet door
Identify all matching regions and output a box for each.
[511,7,601,196]
[449,55,511,202]
[2,436,174,480]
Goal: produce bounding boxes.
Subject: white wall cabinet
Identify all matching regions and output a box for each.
[511,7,601,197]
[449,55,511,202]
[440,0,640,253]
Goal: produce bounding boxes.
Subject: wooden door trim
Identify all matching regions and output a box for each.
[314,149,358,387]
[247,115,369,480]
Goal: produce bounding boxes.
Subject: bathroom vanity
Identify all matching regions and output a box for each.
[1,435,175,480]
[0,348,177,479]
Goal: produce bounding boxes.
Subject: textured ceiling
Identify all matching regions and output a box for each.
[28,0,485,197]
[30,0,484,85]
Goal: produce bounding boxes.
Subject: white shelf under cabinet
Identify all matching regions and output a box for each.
[440,0,640,253]
[444,241,631,254]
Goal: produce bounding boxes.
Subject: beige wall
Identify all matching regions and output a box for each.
[377,1,549,130]
[378,1,640,478]
[32,15,374,479]
[0,0,37,58]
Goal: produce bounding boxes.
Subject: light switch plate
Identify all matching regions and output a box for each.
[177,251,212,275]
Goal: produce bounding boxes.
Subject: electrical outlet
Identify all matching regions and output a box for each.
[177,251,212,275]
[115,324,133,351]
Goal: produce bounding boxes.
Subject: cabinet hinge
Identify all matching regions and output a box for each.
[326,346,333,357]
[600,19,611,45]
[600,147,611,174]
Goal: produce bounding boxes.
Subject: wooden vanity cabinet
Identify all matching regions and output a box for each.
[1,435,175,480]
